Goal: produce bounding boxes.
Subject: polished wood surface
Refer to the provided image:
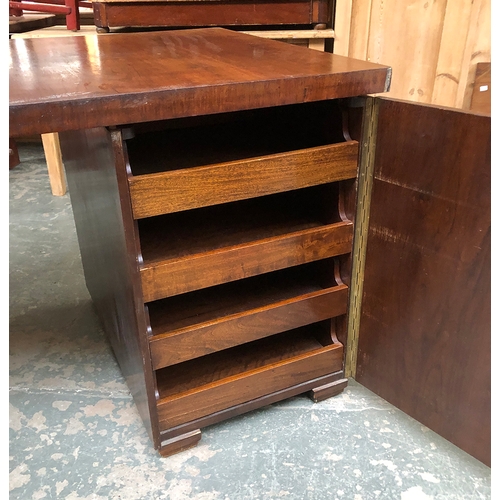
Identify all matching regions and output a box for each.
[159,429,202,458]
[9,27,390,137]
[156,325,343,427]
[158,370,345,447]
[138,184,343,262]
[140,221,353,302]
[130,142,358,218]
[149,280,348,368]
[125,99,347,175]
[356,98,490,466]
[54,99,360,454]
[309,378,348,402]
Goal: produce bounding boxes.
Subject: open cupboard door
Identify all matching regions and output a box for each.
[348,97,491,466]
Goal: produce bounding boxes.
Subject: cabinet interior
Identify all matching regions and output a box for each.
[136,184,343,265]
[121,99,354,427]
[125,99,347,176]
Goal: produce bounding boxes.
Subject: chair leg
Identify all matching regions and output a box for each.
[65,0,80,31]
[41,133,67,196]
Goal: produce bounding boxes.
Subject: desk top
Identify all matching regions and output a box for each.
[9,28,390,137]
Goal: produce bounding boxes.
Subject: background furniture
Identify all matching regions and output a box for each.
[9,12,57,33]
[92,0,333,32]
[9,0,92,31]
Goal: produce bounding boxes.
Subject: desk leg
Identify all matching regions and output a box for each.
[41,133,67,196]
[9,138,20,169]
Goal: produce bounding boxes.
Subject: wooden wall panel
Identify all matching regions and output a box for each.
[331,0,353,57]
[368,0,448,103]
[431,0,474,107]
[454,0,491,109]
[344,0,371,60]
[334,0,491,109]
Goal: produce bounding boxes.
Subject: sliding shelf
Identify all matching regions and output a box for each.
[137,188,353,302]
[129,141,358,218]
[125,100,347,176]
[147,260,348,369]
[155,323,343,430]
[124,100,357,219]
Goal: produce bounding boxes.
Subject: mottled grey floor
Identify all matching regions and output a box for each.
[10,143,491,500]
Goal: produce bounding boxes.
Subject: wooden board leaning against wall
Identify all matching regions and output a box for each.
[333,0,491,111]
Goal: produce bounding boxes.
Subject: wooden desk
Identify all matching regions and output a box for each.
[10,28,389,456]
[10,29,490,466]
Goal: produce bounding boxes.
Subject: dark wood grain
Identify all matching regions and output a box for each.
[356,98,490,466]
[156,324,343,427]
[138,183,343,263]
[149,284,348,369]
[147,259,338,340]
[309,378,348,402]
[59,127,161,449]
[159,429,202,458]
[9,29,378,455]
[141,221,353,301]
[129,141,358,218]
[9,28,390,137]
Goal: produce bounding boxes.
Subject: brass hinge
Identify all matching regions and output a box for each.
[345,96,380,378]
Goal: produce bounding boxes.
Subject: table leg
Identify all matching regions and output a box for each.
[41,132,67,196]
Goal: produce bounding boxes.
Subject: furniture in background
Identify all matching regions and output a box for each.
[9,0,92,31]
[9,12,57,33]
[9,28,390,457]
[91,0,333,33]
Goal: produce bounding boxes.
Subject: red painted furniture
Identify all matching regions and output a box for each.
[9,0,92,30]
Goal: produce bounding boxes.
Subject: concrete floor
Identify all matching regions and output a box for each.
[10,143,491,500]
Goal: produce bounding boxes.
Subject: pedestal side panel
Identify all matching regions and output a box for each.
[60,127,160,449]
